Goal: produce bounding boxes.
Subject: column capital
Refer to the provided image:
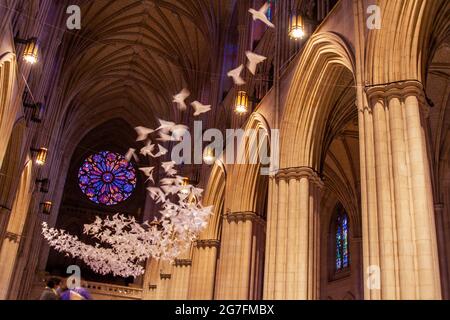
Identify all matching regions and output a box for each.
[365,80,426,104]
[274,166,324,188]
[174,259,192,267]
[195,239,220,249]
[224,211,266,225]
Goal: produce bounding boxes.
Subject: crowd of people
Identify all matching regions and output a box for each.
[39,278,92,300]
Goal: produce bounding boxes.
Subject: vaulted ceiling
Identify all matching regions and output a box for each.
[58,0,237,130]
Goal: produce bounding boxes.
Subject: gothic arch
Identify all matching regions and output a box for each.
[0,119,26,241]
[225,112,271,214]
[0,52,18,167]
[280,31,356,170]
[0,159,33,299]
[365,0,448,84]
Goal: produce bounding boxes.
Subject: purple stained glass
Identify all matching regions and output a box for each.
[78,151,136,206]
[336,212,349,271]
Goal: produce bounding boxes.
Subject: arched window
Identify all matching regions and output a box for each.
[335,208,349,271]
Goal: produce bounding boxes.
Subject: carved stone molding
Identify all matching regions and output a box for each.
[174,259,192,267]
[365,80,427,106]
[160,273,171,280]
[195,239,220,249]
[5,232,20,243]
[149,285,157,290]
[224,211,266,225]
[274,167,324,188]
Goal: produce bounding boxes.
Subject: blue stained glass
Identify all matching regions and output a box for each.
[336,211,349,271]
[78,151,136,206]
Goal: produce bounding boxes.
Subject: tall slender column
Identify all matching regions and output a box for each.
[187,239,219,299]
[214,212,265,300]
[360,82,442,299]
[168,259,191,300]
[263,167,323,300]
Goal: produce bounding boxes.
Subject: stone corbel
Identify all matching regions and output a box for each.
[174,259,192,267]
[160,273,171,280]
[195,239,220,249]
[4,231,20,243]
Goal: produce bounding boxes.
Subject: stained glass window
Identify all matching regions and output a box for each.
[78,151,136,206]
[336,211,349,271]
[267,0,275,21]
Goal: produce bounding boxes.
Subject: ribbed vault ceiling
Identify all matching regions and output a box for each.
[59,0,237,127]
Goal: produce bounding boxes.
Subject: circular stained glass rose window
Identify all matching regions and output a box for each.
[78,151,136,206]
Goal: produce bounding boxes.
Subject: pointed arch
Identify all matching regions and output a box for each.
[281,32,356,170]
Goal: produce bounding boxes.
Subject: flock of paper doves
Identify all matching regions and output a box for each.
[41,3,273,278]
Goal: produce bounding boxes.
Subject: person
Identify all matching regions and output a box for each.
[39,278,61,300]
[59,278,92,300]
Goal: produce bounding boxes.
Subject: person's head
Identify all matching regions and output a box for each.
[46,278,61,289]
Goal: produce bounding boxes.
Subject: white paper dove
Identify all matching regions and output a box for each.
[125,148,139,162]
[134,126,155,141]
[191,101,212,116]
[249,2,275,28]
[246,51,267,75]
[227,64,246,85]
[140,142,155,157]
[139,166,155,183]
[157,119,176,133]
[42,119,214,278]
[173,88,190,111]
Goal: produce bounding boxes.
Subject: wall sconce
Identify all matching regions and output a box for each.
[235,90,249,114]
[24,102,44,123]
[40,201,52,215]
[31,147,48,165]
[14,37,39,64]
[203,147,216,165]
[234,90,261,115]
[36,178,50,193]
[288,13,305,40]
[180,177,191,195]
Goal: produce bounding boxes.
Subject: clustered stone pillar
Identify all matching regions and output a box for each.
[214,212,265,300]
[187,239,220,299]
[168,259,192,300]
[359,81,442,299]
[264,167,323,300]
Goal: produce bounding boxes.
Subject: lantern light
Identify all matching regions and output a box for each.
[235,91,249,114]
[31,147,48,165]
[180,177,191,195]
[15,37,39,64]
[40,201,52,215]
[203,147,216,165]
[288,14,305,40]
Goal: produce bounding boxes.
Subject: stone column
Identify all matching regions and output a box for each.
[359,81,442,299]
[264,167,323,300]
[187,239,220,299]
[168,259,192,300]
[214,212,266,300]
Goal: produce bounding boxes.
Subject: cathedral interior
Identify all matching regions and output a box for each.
[0,0,449,300]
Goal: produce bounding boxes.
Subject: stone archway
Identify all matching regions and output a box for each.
[265,31,357,300]
[0,160,33,299]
